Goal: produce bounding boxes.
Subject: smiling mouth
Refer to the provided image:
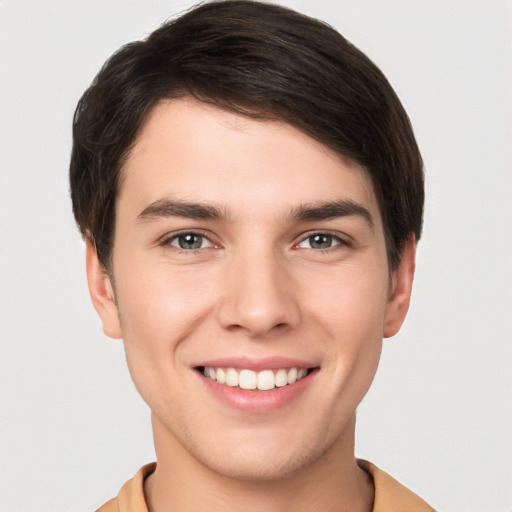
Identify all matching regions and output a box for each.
[198,366,313,391]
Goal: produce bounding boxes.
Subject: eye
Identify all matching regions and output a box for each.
[168,232,214,250]
[297,233,344,250]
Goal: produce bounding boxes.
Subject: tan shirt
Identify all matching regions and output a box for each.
[97,460,435,512]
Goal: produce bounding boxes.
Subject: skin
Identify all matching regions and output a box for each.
[86,98,416,512]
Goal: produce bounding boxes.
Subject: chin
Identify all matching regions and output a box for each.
[184,426,336,483]
[198,447,319,482]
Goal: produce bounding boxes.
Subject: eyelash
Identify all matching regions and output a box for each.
[159,230,352,254]
[295,232,352,252]
[160,231,217,254]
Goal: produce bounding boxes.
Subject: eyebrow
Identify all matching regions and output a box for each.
[138,199,231,222]
[288,199,374,228]
[137,198,373,228]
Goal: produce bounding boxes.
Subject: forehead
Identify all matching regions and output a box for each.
[119,98,381,226]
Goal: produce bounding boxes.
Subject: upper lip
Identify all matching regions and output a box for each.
[194,356,319,371]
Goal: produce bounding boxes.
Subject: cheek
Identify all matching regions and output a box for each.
[112,267,206,413]
[112,260,221,377]
[311,263,390,336]
[309,264,389,380]
[115,257,209,329]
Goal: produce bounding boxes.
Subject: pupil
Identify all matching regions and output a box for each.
[311,234,331,249]
[179,234,202,249]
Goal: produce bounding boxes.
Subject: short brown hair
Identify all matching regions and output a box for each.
[70,0,424,270]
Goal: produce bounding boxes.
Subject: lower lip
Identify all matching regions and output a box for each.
[197,370,317,413]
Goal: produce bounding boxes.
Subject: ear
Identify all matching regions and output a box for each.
[383,235,416,338]
[85,239,122,339]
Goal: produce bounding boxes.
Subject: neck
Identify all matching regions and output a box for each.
[145,413,374,512]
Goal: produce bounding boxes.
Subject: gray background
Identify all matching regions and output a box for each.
[0,1,511,510]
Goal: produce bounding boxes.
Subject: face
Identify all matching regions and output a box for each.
[87,98,414,480]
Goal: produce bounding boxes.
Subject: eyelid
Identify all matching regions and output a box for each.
[294,230,352,249]
[170,235,214,249]
[157,228,352,251]
[159,229,220,249]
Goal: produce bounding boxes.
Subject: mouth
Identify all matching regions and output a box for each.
[194,360,319,412]
[197,366,314,391]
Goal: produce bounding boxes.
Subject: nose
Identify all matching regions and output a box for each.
[216,247,301,338]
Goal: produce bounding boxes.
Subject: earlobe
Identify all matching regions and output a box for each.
[85,240,123,339]
[383,235,416,338]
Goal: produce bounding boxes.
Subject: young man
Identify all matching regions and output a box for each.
[70,1,433,510]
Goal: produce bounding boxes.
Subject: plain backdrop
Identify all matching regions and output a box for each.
[0,1,511,511]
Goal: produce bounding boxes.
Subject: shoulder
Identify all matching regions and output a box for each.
[96,463,156,512]
[358,459,436,512]
[96,497,119,512]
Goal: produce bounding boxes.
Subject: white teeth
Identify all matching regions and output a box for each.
[275,369,288,387]
[202,366,310,391]
[216,367,226,384]
[239,369,257,390]
[297,368,307,380]
[257,370,275,391]
[225,368,239,387]
[287,368,297,384]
